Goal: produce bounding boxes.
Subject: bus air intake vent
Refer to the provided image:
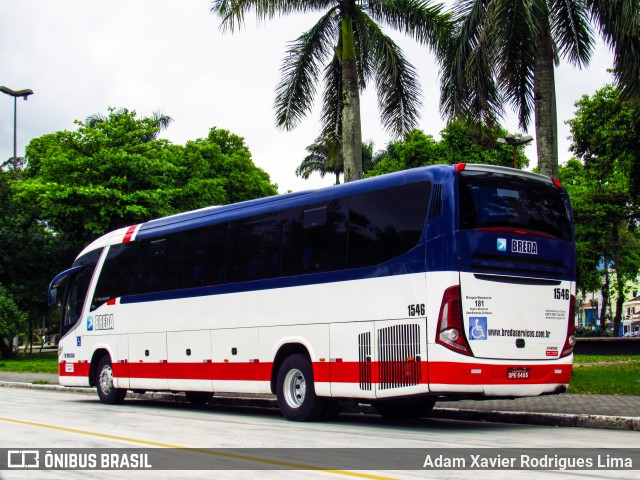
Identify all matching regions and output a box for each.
[378,324,421,390]
[358,332,372,391]
[428,184,442,219]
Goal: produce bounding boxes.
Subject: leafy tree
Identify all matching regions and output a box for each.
[14,110,277,253]
[211,0,450,182]
[561,84,640,334]
[6,111,277,354]
[0,170,62,358]
[85,108,173,142]
[0,284,27,359]
[366,120,529,176]
[440,0,640,178]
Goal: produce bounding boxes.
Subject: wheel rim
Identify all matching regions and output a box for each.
[283,368,306,409]
[99,365,114,396]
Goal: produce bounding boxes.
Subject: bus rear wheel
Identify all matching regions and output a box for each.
[96,356,127,404]
[276,354,327,422]
[372,397,436,419]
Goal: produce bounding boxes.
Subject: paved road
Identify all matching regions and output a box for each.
[0,387,638,480]
[1,371,639,431]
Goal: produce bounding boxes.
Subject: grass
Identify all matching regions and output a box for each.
[0,351,58,374]
[569,355,640,396]
[0,352,638,396]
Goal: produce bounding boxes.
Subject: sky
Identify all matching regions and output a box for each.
[0,0,616,194]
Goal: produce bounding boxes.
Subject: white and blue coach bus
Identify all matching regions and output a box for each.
[49,164,576,421]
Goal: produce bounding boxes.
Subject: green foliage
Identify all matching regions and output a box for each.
[561,84,640,332]
[0,284,27,358]
[3,109,276,351]
[575,327,613,338]
[366,120,529,177]
[441,0,640,177]
[14,110,277,251]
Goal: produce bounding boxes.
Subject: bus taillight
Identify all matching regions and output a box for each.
[436,286,472,356]
[561,295,576,357]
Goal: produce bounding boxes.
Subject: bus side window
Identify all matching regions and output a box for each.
[282,201,348,276]
[347,182,430,268]
[92,243,138,310]
[134,235,180,294]
[177,223,227,289]
[227,212,283,283]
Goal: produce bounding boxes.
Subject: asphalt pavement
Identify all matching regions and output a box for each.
[1,371,638,431]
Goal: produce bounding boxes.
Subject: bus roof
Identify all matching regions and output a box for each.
[76,164,557,258]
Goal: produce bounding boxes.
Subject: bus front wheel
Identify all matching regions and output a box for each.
[96,356,127,404]
[276,354,326,422]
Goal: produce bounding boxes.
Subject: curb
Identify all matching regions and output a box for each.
[2,381,638,432]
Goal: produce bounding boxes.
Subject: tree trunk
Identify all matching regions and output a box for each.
[0,335,16,359]
[340,12,363,183]
[600,267,610,329]
[534,20,559,178]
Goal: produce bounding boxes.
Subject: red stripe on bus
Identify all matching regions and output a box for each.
[123,225,139,243]
[59,361,571,386]
[427,362,572,385]
[58,362,91,377]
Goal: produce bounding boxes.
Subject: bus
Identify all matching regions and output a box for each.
[48,164,576,421]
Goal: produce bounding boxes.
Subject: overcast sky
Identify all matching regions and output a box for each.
[0,0,616,193]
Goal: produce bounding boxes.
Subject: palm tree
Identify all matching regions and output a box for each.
[440,0,640,178]
[295,136,374,185]
[211,0,450,182]
[296,136,343,185]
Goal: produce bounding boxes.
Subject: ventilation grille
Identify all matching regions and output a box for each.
[358,331,372,390]
[378,324,422,390]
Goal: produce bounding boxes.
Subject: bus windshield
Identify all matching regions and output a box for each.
[458,170,572,241]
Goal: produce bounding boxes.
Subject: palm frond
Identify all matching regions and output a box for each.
[274,9,338,130]
[356,11,422,137]
[320,54,343,141]
[586,0,640,100]
[439,0,503,126]
[548,0,594,68]
[492,0,540,129]
[211,0,335,32]
[365,0,452,52]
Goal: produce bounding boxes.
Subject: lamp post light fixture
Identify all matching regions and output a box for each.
[0,86,34,166]
[497,135,533,169]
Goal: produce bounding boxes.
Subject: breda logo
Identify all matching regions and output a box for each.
[511,239,538,255]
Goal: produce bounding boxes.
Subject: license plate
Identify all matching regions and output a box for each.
[507,368,529,380]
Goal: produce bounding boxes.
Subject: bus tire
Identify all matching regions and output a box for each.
[96,356,127,405]
[276,354,326,422]
[185,391,213,404]
[372,397,436,419]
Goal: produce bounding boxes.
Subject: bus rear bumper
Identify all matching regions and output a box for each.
[427,360,572,397]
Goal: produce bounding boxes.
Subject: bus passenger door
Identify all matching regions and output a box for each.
[167,330,213,392]
[128,332,168,390]
[329,322,376,399]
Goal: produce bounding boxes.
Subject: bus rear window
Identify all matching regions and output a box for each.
[458,170,572,241]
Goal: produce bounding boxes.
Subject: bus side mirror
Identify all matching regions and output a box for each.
[48,287,59,307]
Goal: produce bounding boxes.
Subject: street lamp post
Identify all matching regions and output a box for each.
[497,135,533,169]
[0,86,34,166]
